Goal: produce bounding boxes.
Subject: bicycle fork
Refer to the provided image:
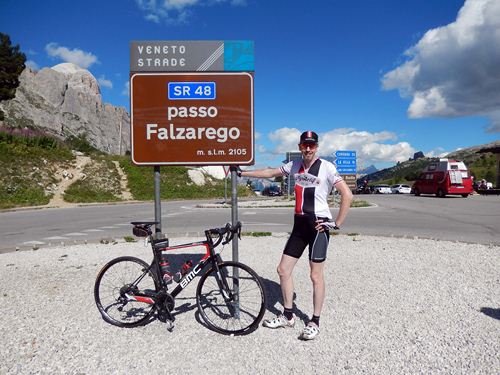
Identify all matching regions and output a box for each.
[213,257,240,319]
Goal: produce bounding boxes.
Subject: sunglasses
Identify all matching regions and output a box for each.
[299,142,318,150]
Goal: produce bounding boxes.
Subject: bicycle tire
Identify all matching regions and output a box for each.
[94,256,159,328]
[196,261,266,335]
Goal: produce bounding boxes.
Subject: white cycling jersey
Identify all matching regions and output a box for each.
[280,158,343,219]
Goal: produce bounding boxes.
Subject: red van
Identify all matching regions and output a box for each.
[412,159,473,198]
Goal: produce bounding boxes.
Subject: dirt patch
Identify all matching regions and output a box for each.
[45,155,91,208]
[112,160,133,200]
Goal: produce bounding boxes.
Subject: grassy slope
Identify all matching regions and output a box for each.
[0,130,74,209]
[119,157,253,200]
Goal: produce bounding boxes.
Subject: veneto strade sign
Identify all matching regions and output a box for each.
[130,40,254,165]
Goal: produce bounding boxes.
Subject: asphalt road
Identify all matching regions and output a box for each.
[0,194,499,253]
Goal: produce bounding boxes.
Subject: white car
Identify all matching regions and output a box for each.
[373,184,392,194]
[391,184,412,194]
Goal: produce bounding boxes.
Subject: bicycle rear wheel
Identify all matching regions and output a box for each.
[196,261,266,335]
[94,256,159,328]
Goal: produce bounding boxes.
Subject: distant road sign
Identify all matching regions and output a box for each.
[342,174,357,189]
[335,150,357,175]
[335,150,356,158]
[336,167,357,174]
[335,159,356,166]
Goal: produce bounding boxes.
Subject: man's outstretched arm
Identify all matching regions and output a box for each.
[240,167,284,179]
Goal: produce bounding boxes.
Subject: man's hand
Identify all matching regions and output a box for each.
[229,165,242,177]
[315,219,340,232]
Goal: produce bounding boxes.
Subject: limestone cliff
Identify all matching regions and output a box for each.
[0,63,130,155]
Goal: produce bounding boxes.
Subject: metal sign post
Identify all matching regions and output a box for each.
[230,169,240,317]
[154,166,162,236]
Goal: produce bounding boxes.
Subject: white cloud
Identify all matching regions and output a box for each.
[268,127,415,166]
[25,60,39,71]
[122,81,130,96]
[256,144,267,153]
[45,43,98,69]
[382,0,500,133]
[97,76,113,89]
[268,127,302,154]
[135,0,245,24]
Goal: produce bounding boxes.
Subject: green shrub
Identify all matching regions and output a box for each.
[66,133,101,155]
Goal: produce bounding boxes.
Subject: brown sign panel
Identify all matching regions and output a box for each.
[130,72,253,165]
[341,174,357,189]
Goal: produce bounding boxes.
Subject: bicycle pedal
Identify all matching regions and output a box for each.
[166,320,174,332]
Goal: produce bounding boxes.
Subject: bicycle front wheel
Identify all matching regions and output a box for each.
[196,261,266,335]
[94,256,159,328]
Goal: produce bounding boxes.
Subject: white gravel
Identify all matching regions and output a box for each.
[1,234,499,374]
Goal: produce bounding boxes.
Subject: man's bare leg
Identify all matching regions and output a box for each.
[277,254,300,309]
[309,260,325,316]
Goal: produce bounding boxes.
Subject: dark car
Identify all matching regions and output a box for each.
[262,185,283,196]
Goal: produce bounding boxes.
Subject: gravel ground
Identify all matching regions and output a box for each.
[0,234,499,375]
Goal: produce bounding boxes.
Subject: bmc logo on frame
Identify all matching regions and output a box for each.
[180,264,202,288]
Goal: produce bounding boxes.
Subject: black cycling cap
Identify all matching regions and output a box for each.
[300,131,319,144]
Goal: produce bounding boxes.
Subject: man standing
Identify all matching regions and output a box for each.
[237,131,353,340]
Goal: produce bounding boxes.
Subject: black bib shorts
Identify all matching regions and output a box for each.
[283,214,330,263]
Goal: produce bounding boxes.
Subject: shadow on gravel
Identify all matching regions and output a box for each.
[480,307,500,320]
[261,277,309,325]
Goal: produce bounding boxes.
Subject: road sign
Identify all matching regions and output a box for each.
[335,150,356,158]
[336,167,357,174]
[335,159,356,166]
[334,150,357,176]
[168,82,216,100]
[130,72,253,165]
[342,174,357,189]
[130,40,254,72]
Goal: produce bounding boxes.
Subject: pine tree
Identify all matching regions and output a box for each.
[0,32,26,102]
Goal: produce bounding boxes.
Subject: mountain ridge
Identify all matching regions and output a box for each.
[359,141,499,185]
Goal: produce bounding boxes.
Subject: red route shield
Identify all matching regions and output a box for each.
[130,72,254,165]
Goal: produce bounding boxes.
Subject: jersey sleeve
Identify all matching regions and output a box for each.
[327,161,343,186]
[279,161,294,176]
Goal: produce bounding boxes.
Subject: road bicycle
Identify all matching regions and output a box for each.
[94,221,266,335]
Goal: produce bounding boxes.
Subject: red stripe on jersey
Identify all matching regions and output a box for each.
[295,184,304,214]
[294,165,305,214]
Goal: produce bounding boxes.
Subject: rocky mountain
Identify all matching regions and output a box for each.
[358,164,378,175]
[0,63,130,155]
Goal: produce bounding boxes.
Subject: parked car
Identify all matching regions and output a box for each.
[262,185,283,197]
[391,184,412,194]
[372,184,392,194]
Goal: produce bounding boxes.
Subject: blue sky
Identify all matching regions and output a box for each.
[2,0,499,169]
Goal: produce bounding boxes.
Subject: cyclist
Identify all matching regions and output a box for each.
[238,130,353,340]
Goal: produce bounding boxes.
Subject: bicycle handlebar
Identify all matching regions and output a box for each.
[131,221,242,247]
[207,222,242,246]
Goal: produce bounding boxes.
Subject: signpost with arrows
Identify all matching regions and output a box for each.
[334,150,357,190]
